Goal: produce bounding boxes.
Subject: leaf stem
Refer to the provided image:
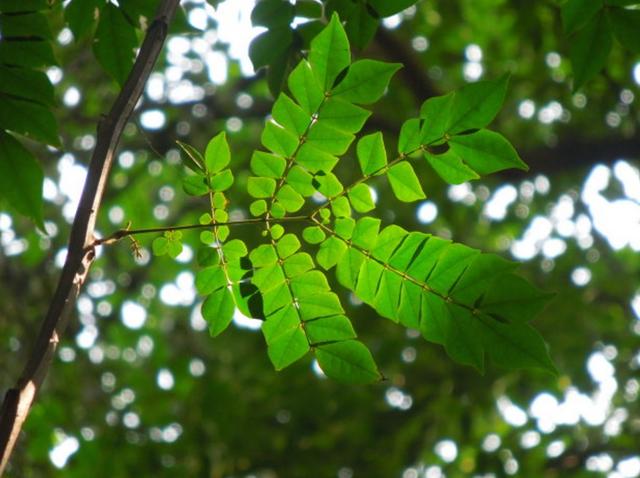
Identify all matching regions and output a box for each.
[94,215,312,246]
[309,144,425,219]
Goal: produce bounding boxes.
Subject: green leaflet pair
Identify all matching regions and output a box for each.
[161,14,556,383]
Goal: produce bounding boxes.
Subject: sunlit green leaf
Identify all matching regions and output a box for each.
[251,151,287,178]
[448,129,528,175]
[425,149,480,184]
[248,177,277,198]
[357,132,387,176]
[202,288,235,337]
[315,340,382,384]
[210,169,234,192]
[302,226,326,244]
[308,13,350,90]
[333,60,401,104]
[387,162,426,202]
[348,183,375,212]
[205,132,231,173]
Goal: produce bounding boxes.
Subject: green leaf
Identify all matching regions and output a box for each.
[288,60,324,114]
[309,13,350,90]
[608,7,640,53]
[297,143,338,172]
[315,172,344,197]
[222,239,248,260]
[317,236,348,269]
[286,166,315,196]
[315,340,382,384]
[332,60,401,104]
[284,252,314,276]
[444,75,510,135]
[334,217,356,239]
[357,132,387,176]
[480,319,557,374]
[371,225,407,261]
[166,239,183,259]
[210,169,234,192]
[331,196,351,218]
[251,151,287,178]
[202,288,235,337]
[251,0,295,27]
[262,305,298,344]
[305,315,357,344]
[65,0,100,38]
[478,274,554,324]
[570,11,612,91]
[303,226,326,244]
[425,149,480,184]
[0,131,44,228]
[276,184,305,212]
[261,120,299,157]
[93,4,137,86]
[0,11,51,39]
[397,118,422,153]
[0,0,49,13]
[176,140,205,172]
[335,225,556,373]
[562,0,603,34]
[271,202,286,218]
[448,129,528,175]
[297,292,344,319]
[276,234,301,258]
[295,0,323,18]
[387,162,426,202]
[272,93,310,136]
[306,121,354,155]
[151,236,168,256]
[205,132,231,173]
[341,2,378,49]
[319,97,371,133]
[419,93,454,144]
[0,95,60,146]
[270,224,285,240]
[250,199,268,217]
[352,217,381,250]
[196,266,227,295]
[248,177,277,198]
[182,173,209,196]
[197,246,219,266]
[248,27,293,70]
[267,326,310,370]
[348,183,375,212]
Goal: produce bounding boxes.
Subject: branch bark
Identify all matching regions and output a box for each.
[0,1,179,473]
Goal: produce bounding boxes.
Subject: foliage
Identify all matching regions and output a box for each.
[149,15,556,383]
[1,0,640,476]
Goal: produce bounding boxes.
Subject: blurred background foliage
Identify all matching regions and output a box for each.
[1,0,640,476]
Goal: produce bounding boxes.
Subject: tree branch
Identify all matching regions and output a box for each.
[0,1,179,473]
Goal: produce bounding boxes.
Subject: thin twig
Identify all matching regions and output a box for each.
[0,1,179,473]
[93,215,313,246]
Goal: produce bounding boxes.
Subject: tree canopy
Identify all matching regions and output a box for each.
[0,0,639,476]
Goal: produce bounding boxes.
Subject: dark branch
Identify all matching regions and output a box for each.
[0,1,180,473]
